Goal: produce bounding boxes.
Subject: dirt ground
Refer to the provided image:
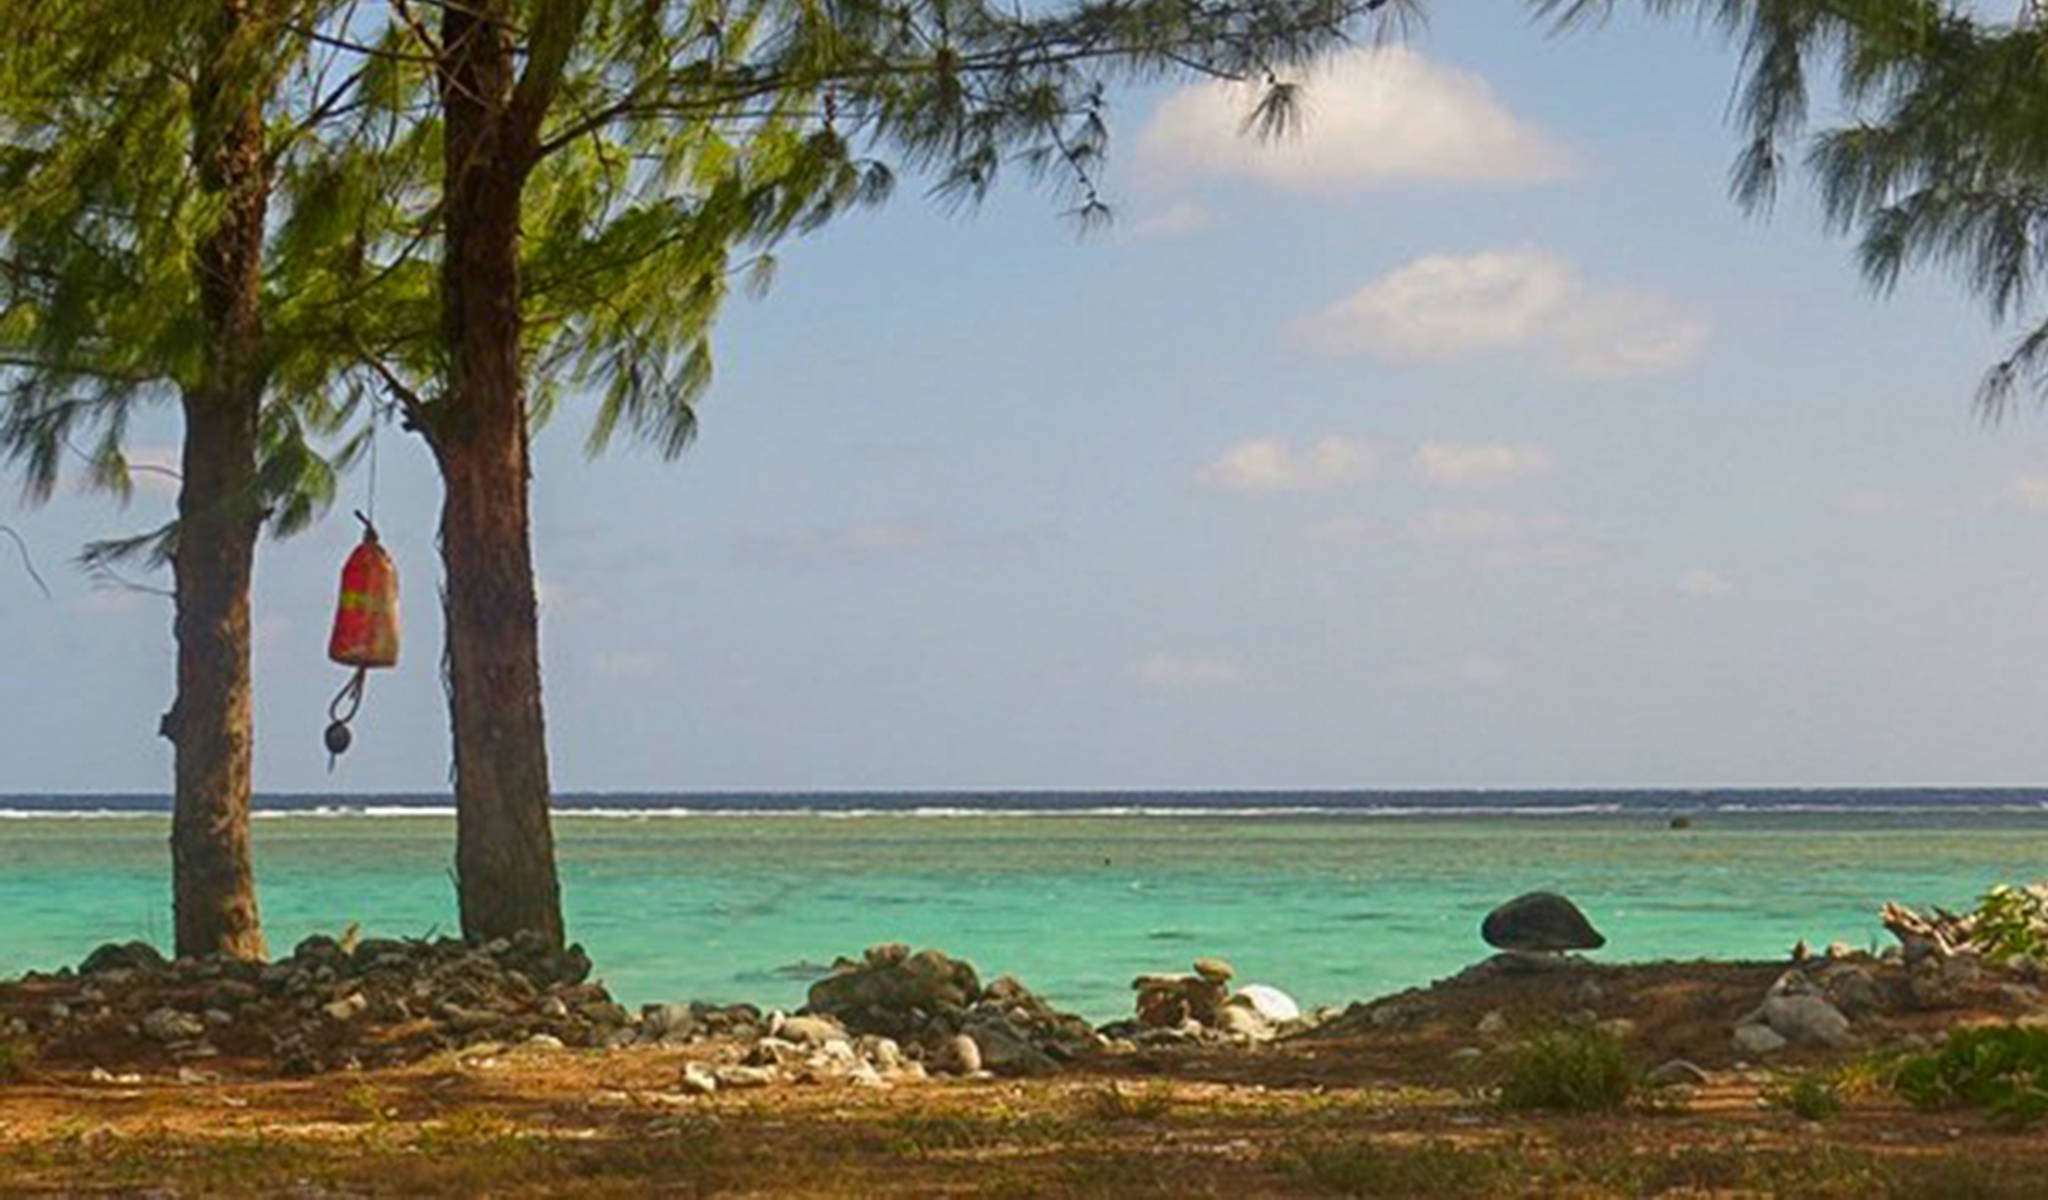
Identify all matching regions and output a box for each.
[5,957,2046,1197]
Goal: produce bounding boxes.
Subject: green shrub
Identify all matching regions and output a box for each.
[1893,1025,2048,1127]
[1765,1072,1842,1121]
[0,1040,34,1084]
[1970,885,2048,965]
[1496,1029,1633,1113]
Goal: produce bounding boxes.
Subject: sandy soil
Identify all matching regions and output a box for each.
[5,956,2047,1196]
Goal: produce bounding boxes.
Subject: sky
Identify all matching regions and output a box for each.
[6,6,2048,795]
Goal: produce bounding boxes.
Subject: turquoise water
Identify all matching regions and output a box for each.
[2,812,2043,1020]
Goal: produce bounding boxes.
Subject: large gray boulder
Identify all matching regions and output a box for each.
[1481,892,1606,953]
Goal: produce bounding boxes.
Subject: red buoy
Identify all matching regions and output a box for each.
[324,515,399,764]
[328,526,400,669]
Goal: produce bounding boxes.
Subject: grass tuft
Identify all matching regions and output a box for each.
[0,1040,36,1084]
[1496,1028,1633,1114]
[1765,1072,1843,1121]
[1893,1025,2048,1127]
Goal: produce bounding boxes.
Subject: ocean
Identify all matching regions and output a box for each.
[2,790,2044,1021]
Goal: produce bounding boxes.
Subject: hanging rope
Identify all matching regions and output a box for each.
[325,666,367,770]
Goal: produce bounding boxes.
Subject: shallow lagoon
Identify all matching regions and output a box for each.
[4,809,2044,1019]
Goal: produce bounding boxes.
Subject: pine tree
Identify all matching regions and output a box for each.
[341,0,1403,946]
[0,1,401,957]
[11,0,1403,950]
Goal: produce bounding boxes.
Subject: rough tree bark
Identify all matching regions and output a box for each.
[433,0,565,947]
[165,2,270,961]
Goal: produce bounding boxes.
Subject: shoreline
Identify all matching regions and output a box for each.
[5,924,2048,1196]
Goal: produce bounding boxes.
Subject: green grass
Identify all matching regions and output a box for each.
[0,1039,36,1083]
[1893,1025,2048,1127]
[1495,1029,1634,1114]
[1766,1072,1844,1121]
[1288,1139,1511,1197]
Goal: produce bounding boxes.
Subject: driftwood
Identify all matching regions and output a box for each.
[1881,901,1976,957]
[1882,885,2048,960]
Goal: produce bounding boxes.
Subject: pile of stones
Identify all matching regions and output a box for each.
[1,931,631,1074]
[1106,957,1307,1045]
[797,943,1101,1076]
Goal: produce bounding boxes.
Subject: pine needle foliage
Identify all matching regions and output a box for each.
[1541,0,2048,415]
[0,1,410,560]
[236,0,1411,465]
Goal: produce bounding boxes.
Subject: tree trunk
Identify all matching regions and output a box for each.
[434,0,565,948]
[166,20,269,961]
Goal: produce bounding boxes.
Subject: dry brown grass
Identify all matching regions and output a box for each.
[3,1046,2048,1197]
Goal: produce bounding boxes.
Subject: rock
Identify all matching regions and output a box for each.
[864,943,912,968]
[292,934,345,963]
[641,1003,695,1038]
[1215,1005,1271,1040]
[1733,1022,1788,1056]
[1595,1018,1637,1041]
[744,1038,805,1068]
[1999,983,2044,1009]
[1817,963,1885,1016]
[966,1016,1056,1077]
[679,1062,718,1096]
[323,993,369,1023]
[141,1008,206,1043]
[713,1065,778,1089]
[1449,1046,1484,1064]
[805,947,980,1037]
[1134,966,1229,1029]
[1231,984,1301,1023]
[942,1032,983,1075]
[1481,892,1606,953]
[1645,1059,1710,1087]
[1758,994,1853,1048]
[1574,978,1606,1007]
[774,1014,849,1047]
[862,1037,906,1073]
[525,1034,566,1051]
[78,942,167,976]
[1483,950,1578,976]
[1476,1010,1510,1037]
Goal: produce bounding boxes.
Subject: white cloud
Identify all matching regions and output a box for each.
[1300,248,1708,378]
[1127,201,1219,240]
[1413,442,1554,488]
[1548,291,1713,379]
[1675,568,1735,599]
[1130,651,1243,689]
[1137,47,1575,193]
[1194,436,1379,493]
